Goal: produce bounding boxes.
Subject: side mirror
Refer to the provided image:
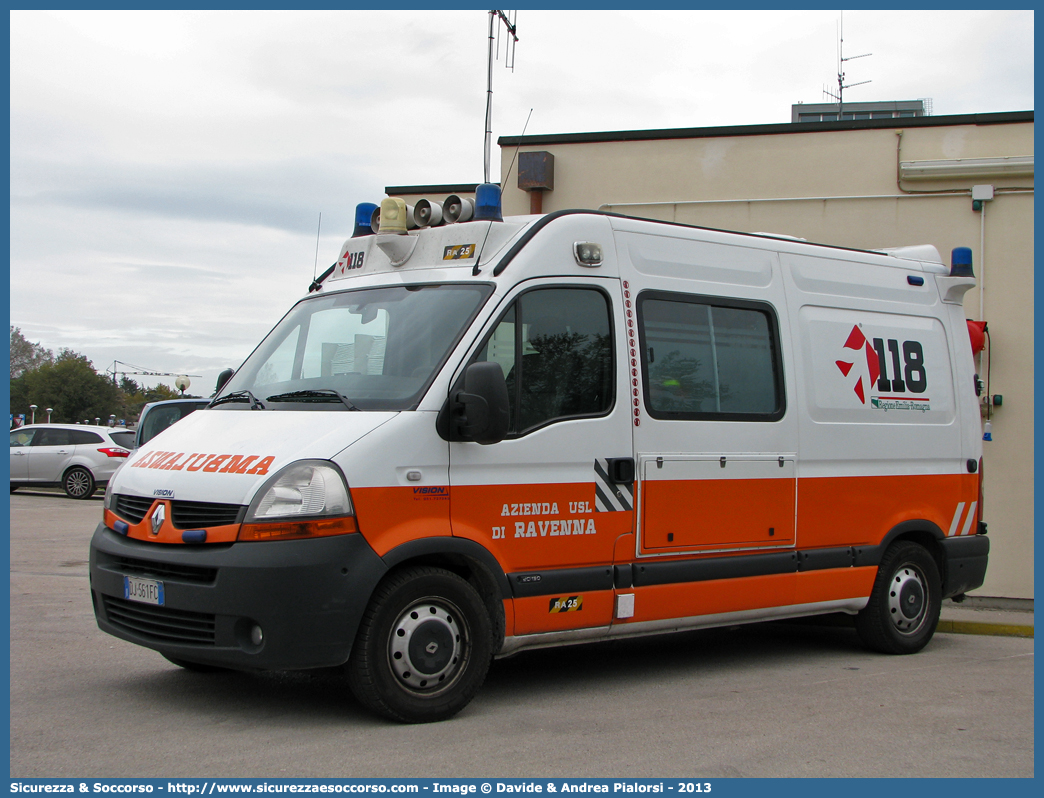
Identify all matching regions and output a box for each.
[451,361,510,444]
[215,368,235,395]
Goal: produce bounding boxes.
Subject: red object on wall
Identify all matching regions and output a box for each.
[967,320,988,355]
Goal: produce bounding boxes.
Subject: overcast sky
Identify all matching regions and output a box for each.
[9,9,1034,396]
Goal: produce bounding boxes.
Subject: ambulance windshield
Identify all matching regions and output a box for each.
[214,284,492,412]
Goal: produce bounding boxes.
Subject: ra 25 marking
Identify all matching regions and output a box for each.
[549,596,582,613]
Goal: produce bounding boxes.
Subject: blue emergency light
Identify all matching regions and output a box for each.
[950,247,974,277]
[353,203,379,237]
[473,183,503,222]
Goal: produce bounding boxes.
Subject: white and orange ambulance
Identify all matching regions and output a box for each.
[90,184,989,723]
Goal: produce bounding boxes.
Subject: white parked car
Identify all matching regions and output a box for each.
[10,424,134,499]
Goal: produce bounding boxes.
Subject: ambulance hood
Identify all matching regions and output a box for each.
[113,409,397,505]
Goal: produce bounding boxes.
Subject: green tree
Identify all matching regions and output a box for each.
[10,326,53,378]
[15,350,124,424]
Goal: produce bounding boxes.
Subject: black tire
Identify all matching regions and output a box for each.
[162,654,228,673]
[63,467,95,499]
[856,541,941,654]
[347,566,493,723]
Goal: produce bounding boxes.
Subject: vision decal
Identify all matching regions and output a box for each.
[413,486,449,501]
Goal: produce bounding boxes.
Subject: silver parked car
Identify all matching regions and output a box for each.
[10,424,134,499]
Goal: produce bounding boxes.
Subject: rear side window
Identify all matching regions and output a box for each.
[108,431,135,448]
[69,430,104,445]
[637,292,784,421]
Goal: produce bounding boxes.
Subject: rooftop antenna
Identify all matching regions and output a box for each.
[312,212,322,284]
[484,10,519,184]
[823,11,871,119]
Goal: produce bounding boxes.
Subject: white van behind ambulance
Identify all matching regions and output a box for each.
[90,185,989,723]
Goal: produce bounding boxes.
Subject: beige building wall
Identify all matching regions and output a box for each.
[498,114,1033,598]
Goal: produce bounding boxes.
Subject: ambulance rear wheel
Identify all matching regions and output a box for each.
[856,541,940,655]
[348,566,493,723]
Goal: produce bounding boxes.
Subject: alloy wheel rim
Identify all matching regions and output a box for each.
[66,471,90,497]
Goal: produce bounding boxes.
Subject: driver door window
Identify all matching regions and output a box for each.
[475,287,614,435]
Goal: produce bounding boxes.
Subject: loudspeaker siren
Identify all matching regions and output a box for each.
[444,194,475,224]
[414,198,445,228]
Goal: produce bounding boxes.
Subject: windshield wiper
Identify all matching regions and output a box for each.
[210,390,265,410]
[265,389,360,410]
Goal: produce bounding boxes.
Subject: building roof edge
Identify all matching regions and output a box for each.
[498,111,1034,147]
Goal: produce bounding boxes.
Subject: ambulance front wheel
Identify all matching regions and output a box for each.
[856,541,941,655]
[347,565,493,723]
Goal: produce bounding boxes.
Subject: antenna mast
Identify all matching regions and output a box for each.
[484,10,518,184]
[824,11,871,118]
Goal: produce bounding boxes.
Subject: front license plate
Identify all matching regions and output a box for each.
[124,576,164,606]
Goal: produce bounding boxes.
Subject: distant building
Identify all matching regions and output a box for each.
[792,99,929,123]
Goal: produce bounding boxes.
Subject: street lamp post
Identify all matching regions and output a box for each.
[45,408,53,423]
[29,405,37,424]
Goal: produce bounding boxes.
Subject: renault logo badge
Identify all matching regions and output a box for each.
[150,503,166,536]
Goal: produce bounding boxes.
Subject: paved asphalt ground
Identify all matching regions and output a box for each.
[8,491,1035,779]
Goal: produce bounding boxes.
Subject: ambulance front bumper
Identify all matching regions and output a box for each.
[89,523,388,671]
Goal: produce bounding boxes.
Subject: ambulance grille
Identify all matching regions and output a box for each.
[103,595,216,645]
[113,494,154,524]
[171,501,244,529]
[112,556,217,585]
[112,495,244,529]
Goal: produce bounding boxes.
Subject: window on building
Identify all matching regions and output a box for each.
[637,293,784,421]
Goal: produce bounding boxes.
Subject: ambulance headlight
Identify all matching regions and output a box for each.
[239,461,357,541]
